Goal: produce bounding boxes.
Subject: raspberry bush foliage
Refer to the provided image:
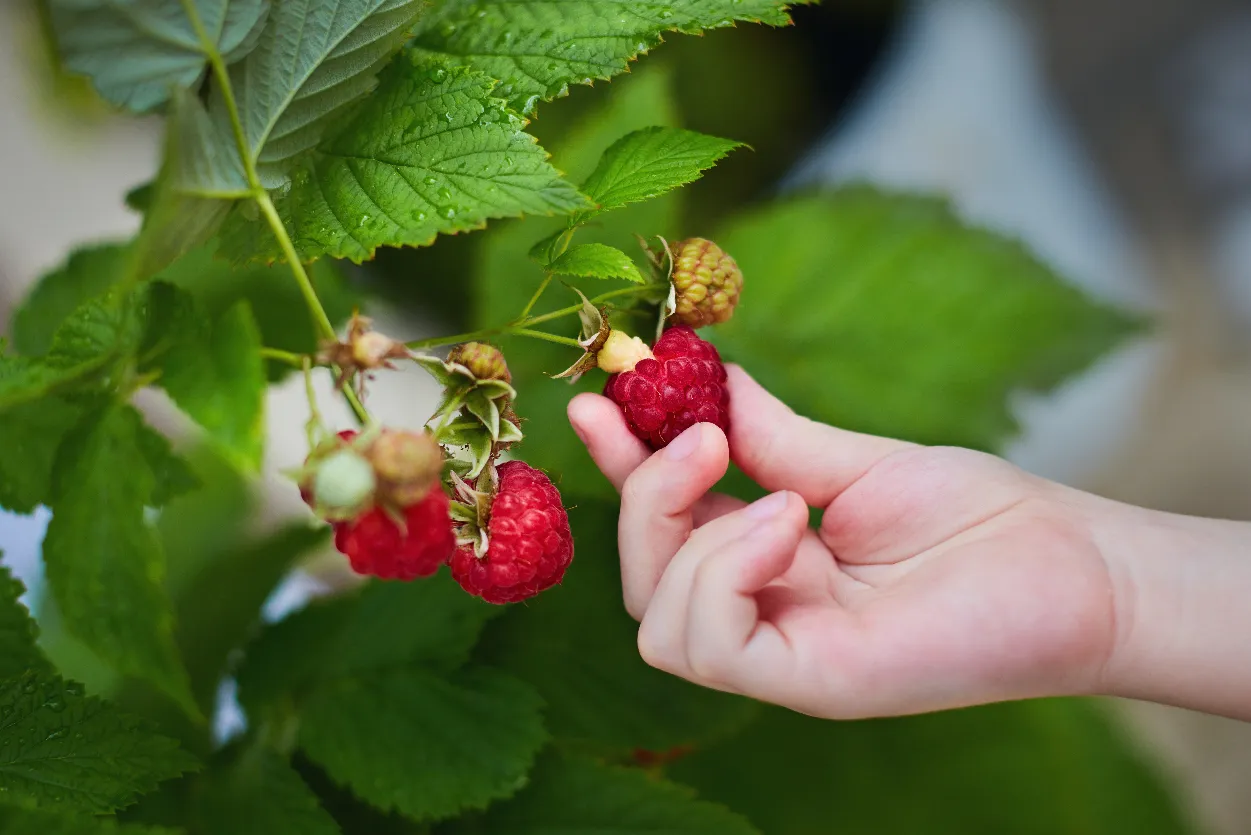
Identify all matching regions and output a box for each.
[0,1,1198,832]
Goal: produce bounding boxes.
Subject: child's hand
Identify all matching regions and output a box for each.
[567,366,1121,718]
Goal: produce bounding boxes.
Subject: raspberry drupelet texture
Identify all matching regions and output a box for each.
[603,326,730,450]
[669,237,743,329]
[450,461,573,604]
[335,490,456,580]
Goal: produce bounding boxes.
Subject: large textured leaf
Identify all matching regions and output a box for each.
[237,573,500,713]
[713,189,1143,450]
[0,671,196,814]
[48,0,269,112]
[0,565,50,681]
[574,127,742,222]
[143,284,266,469]
[42,404,196,714]
[414,0,806,114]
[477,501,756,751]
[439,751,758,834]
[194,746,339,835]
[216,0,426,186]
[299,666,547,821]
[670,701,1193,834]
[220,55,588,264]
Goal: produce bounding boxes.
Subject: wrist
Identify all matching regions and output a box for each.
[1085,495,1251,719]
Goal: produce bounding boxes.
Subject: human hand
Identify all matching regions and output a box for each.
[567,365,1122,719]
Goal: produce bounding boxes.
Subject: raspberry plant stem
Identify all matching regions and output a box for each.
[260,347,305,367]
[517,273,554,321]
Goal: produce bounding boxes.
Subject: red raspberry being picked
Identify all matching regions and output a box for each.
[450,461,573,604]
[602,326,730,450]
[335,490,456,580]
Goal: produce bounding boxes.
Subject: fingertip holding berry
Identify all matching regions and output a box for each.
[603,326,730,450]
[450,461,574,604]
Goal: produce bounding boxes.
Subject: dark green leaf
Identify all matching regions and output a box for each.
[237,573,500,713]
[549,243,645,283]
[48,0,269,112]
[0,564,50,680]
[194,746,339,835]
[300,666,547,821]
[414,0,807,114]
[220,55,588,264]
[441,751,758,834]
[0,807,179,835]
[575,127,742,222]
[712,189,1144,449]
[0,671,197,814]
[215,0,425,187]
[134,419,200,507]
[477,501,756,751]
[43,403,196,715]
[669,701,1192,834]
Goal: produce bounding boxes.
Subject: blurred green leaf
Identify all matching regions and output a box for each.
[712,189,1143,450]
[477,501,756,752]
[438,751,758,834]
[194,745,339,835]
[0,563,50,680]
[0,397,81,514]
[669,700,1193,834]
[43,403,196,715]
[0,807,179,834]
[11,243,128,356]
[299,667,547,821]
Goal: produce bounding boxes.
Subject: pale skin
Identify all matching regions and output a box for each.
[567,365,1251,722]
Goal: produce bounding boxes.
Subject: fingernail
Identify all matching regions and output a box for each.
[746,491,789,520]
[665,426,702,460]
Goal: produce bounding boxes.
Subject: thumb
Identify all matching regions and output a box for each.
[725,364,913,507]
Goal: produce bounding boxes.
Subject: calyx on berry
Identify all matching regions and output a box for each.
[414,349,520,443]
[297,426,444,522]
[319,312,411,392]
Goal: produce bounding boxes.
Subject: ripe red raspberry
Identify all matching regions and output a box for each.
[602,326,730,449]
[335,489,456,580]
[450,461,573,604]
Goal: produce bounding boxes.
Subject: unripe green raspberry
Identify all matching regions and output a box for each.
[312,449,377,519]
[669,238,743,329]
[448,342,511,383]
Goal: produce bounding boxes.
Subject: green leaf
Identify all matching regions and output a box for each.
[220,55,588,264]
[548,243,644,283]
[134,419,201,507]
[11,243,128,356]
[669,701,1192,835]
[575,127,742,222]
[413,0,806,114]
[176,523,328,712]
[712,189,1144,449]
[443,751,758,834]
[144,284,266,470]
[43,403,197,715]
[0,807,179,835]
[477,501,756,751]
[237,573,500,713]
[215,0,426,187]
[0,564,51,681]
[48,0,269,112]
[300,666,547,821]
[194,746,340,835]
[0,398,82,514]
[0,671,197,814]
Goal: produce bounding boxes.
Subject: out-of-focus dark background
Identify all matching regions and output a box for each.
[3,0,1250,831]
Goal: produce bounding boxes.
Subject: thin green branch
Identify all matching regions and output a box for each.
[517,272,554,321]
[260,347,305,367]
[509,328,583,348]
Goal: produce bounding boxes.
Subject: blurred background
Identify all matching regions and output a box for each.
[2,0,1250,831]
